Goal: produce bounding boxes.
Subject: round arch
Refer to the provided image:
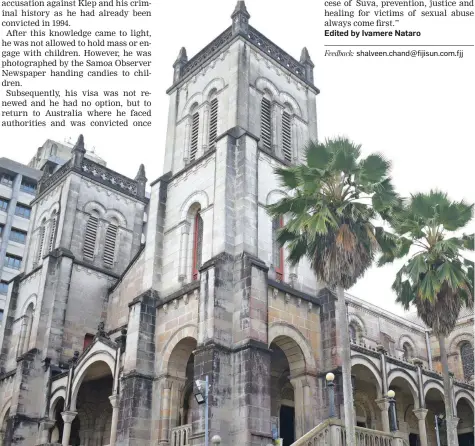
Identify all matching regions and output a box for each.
[279,92,302,118]
[455,391,474,412]
[83,201,106,217]
[348,313,366,336]
[0,397,11,428]
[20,294,37,317]
[387,369,420,407]
[449,333,474,355]
[268,322,316,373]
[70,353,115,411]
[180,93,204,119]
[49,388,66,419]
[398,335,419,356]
[351,355,383,398]
[255,77,279,100]
[266,189,288,206]
[423,380,445,401]
[103,209,127,228]
[180,191,210,221]
[157,324,198,375]
[203,77,225,100]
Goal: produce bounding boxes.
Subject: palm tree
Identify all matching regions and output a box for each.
[382,191,474,446]
[267,137,399,446]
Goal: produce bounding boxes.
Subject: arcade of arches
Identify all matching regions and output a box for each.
[352,362,474,446]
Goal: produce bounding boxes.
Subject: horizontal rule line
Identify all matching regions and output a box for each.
[324,45,474,47]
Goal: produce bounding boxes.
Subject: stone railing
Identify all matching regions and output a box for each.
[170,424,192,446]
[291,419,408,446]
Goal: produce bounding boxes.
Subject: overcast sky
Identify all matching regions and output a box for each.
[2,0,474,316]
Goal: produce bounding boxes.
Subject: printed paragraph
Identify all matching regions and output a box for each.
[1,0,154,128]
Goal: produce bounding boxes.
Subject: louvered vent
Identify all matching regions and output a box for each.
[208,99,218,149]
[282,112,292,162]
[36,226,45,265]
[261,98,272,151]
[190,112,200,161]
[103,224,118,268]
[83,216,98,261]
[48,217,57,253]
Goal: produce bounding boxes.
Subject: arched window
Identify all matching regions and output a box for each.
[192,211,203,281]
[190,109,200,162]
[22,303,34,355]
[402,342,413,361]
[349,324,357,343]
[35,219,47,266]
[48,210,58,253]
[103,219,118,268]
[261,97,272,151]
[460,342,474,380]
[83,213,99,261]
[272,217,284,281]
[282,107,293,162]
[208,95,218,150]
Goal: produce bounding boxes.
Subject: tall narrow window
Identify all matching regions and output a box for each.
[192,212,203,281]
[208,98,218,149]
[282,111,292,162]
[83,215,99,261]
[261,98,272,151]
[103,222,118,268]
[48,211,58,253]
[190,112,200,162]
[35,219,46,265]
[272,217,284,281]
[461,342,474,380]
[83,333,94,351]
[22,304,34,355]
[349,325,357,343]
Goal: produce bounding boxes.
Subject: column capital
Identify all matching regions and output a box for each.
[61,411,77,424]
[412,408,428,420]
[446,416,460,429]
[375,397,390,411]
[109,394,120,409]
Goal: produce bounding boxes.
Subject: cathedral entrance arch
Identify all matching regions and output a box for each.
[158,335,198,446]
[269,330,315,445]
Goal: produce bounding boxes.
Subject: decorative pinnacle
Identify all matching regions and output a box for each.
[232,0,250,18]
[72,134,86,153]
[300,47,314,66]
[173,47,188,66]
[135,163,147,182]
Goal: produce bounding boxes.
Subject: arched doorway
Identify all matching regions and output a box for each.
[50,397,65,444]
[71,360,114,446]
[425,387,447,446]
[269,334,310,446]
[164,336,197,446]
[351,362,382,430]
[456,397,474,446]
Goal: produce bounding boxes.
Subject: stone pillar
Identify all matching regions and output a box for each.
[375,398,390,433]
[202,106,210,152]
[61,411,77,446]
[158,380,172,446]
[178,224,190,283]
[303,379,312,434]
[446,417,460,446]
[109,394,120,446]
[38,419,55,444]
[412,408,428,446]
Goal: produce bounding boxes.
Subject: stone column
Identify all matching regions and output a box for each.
[413,408,429,446]
[178,223,190,283]
[61,411,77,446]
[446,417,460,446]
[375,398,391,433]
[302,379,312,434]
[109,394,120,446]
[159,380,172,446]
[0,430,4,446]
[39,419,55,444]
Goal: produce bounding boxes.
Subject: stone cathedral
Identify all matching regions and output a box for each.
[0,3,473,446]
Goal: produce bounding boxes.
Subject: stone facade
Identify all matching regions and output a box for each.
[0,3,473,446]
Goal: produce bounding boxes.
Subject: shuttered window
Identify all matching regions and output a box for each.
[103,223,118,268]
[190,112,200,161]
[282,112,292,162]
[261,98,272,151]
[83,216,98,261]
[35,223,46,265]
[272,217,284,281]
[192,212,203,281]
[208,98,218,149]
[48,214,57,252]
